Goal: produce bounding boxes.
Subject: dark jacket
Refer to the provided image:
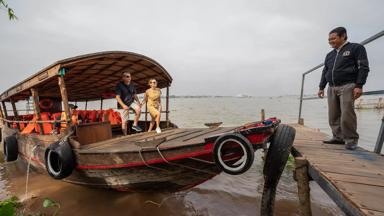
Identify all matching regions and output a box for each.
[319,42,369,90]
[115,81,137,108]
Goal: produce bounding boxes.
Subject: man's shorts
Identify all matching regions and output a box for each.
[115,102,140,122]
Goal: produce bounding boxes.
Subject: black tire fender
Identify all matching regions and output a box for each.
[45,141,76,179]
[261,124,296,216]
[213,133,255,175]
[3,136,18,162]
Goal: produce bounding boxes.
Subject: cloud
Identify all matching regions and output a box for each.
[1,0,383,96]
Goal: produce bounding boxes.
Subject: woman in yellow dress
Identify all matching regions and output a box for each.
[141,79,162,133]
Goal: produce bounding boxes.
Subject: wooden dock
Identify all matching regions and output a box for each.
[290,124,384,216]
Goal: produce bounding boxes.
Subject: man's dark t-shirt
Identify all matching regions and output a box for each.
[116,81,137,108]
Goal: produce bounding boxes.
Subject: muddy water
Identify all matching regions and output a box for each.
[2,96,381,215]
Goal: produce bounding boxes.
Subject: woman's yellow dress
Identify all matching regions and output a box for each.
[146,88,161,117]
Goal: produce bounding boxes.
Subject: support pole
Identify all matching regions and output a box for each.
[165,86,170,128]
[374,116,384,154]
[145,103,148,130]
[10,99,20,130]
[298,74,305,124]
[31,88,44,134]
[295,157,312,216]
[85,100,88,111]
[58,76,72,126]
[100,98,103,110]
[0,103,5,126]
[1,102,9,127]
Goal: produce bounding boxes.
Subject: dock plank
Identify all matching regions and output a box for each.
[291,124,384,216]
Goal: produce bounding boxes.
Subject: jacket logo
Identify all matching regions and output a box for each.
[343,51,350,56]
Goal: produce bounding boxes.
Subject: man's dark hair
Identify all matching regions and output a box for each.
[330,27,348,40]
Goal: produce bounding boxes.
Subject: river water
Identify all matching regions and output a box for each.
[1,96,383,215]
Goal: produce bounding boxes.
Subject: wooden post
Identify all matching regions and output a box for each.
[261,109,265,121]
[31,88,44,133]
[166,86,170,128]
[299,118,305,126]
[0,103,4,126]
[2,101,9,127]
[58,76,72,126]
[295,157,312,216]
[10,99,20,130]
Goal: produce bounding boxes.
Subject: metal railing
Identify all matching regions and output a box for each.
[297,30,384,154]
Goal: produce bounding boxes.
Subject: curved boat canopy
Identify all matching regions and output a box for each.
[0,51,173,102]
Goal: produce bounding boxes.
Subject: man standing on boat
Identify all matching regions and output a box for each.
[116,72,143,135]
[318,27,370,150]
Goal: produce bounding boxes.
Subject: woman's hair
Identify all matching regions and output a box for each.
[148,78,157,86]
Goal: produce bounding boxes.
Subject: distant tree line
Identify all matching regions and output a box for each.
[1,0,17,20]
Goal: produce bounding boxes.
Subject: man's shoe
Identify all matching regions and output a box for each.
[323,138,345,145]
[345,142,358,150]
[132,125,143,132]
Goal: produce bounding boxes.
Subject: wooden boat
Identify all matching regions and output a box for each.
[0,51,283,192]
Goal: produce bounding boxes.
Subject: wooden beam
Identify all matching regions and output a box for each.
[166,86,170,128]
[31,88,44,133]
[58,76,72,126]
[10,99,20,130]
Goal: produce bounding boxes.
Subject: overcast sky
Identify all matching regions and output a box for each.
[1,0,383,96]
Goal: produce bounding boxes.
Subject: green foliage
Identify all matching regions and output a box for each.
[42,198,60,216]
[0,196,20,216]
[0,0,17,20]
[285,154,295,170]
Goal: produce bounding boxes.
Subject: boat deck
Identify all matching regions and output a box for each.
[291,124,384,216]
[78,127,237,153]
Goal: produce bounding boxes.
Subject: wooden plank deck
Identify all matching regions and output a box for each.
[78,127,237,153]
[290,124,384,216]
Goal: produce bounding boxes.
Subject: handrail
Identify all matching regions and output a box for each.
[297,30,384,154]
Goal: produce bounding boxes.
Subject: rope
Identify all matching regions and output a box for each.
[138,148,169,171]
[155,145,217,175]
[0,117,65,124]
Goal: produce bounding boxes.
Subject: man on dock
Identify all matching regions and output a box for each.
[318,27,370,150]
[116,72,143,135]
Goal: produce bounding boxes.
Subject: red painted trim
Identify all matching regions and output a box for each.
[76,148,214,170]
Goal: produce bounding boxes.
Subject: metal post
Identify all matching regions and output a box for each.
[100,98,103,110]
[166,86,170,128]
[298,74,305,124]
[85,100,88,111]
[374,116,384,154]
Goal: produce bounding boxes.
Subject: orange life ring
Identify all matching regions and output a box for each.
[39,98,54,110]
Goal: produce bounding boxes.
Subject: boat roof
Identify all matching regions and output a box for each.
[0,51,173,102]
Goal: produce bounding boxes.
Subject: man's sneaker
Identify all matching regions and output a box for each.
[345,142,358,150]
[323,138,345,145]
[132,125,143,132]
[156,127,162,134]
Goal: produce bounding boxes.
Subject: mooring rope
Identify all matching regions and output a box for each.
[155,145,217,175]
